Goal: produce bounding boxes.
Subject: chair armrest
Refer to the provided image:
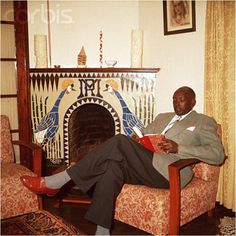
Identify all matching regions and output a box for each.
[168,158,200,235]
[169,158,200,171]
[12,140,42,177]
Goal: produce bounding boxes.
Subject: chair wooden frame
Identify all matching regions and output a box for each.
[12,140,43,209]
[168,158,200,235]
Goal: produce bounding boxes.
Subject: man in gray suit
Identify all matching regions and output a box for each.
[21,86,225,235]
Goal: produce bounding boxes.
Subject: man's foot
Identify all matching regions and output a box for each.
[20,176,60,196]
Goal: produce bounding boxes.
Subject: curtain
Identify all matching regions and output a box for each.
[204,0,235,211]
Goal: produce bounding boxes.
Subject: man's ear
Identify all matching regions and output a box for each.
[192,98,196,107]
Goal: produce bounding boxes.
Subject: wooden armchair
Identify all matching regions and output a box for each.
[114,125,223,235]
[0,115,42,219]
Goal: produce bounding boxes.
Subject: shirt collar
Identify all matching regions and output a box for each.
[177,110,193,121]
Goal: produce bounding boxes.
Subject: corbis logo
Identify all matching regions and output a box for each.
[6,3,74,24]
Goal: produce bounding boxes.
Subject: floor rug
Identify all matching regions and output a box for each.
[218,216,235,235]
[1,210,86,235]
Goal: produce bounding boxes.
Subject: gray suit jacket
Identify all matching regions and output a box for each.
[141,111,225,188]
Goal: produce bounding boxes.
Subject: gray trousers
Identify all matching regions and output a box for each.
[67,134,169,228]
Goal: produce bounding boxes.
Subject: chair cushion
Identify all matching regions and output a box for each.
[115,184,170,235]
[0,115,14,163]
[1,163,39,219]
[193,162,220,181]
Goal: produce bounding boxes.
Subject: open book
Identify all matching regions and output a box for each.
[132,126,165,153]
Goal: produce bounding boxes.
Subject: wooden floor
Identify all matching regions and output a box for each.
[44,195,235,235]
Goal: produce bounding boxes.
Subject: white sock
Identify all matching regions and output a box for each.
[44,170,71,189]
[95,225,110,235]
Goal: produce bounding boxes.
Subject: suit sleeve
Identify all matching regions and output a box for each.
[141,114,162,135]
[178,117,225,165]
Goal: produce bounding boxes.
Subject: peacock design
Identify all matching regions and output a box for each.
[105,79,144,136]
[34,79,75,145]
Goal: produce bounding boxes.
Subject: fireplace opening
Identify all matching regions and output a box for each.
[69,104,115,163]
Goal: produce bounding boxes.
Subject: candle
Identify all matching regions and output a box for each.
[34,34,48,68]
[99,30,103,67]
[131,29,143,68]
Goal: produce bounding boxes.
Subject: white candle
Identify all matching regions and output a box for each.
[34,34,48,68]
[131,29,143,68]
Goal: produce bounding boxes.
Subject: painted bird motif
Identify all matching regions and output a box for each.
[34,79,75,145]
[105,80,144,136]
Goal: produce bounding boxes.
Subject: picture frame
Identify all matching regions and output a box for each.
[163,0,196,35]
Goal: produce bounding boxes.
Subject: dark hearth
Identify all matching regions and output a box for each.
[69,104,115,163]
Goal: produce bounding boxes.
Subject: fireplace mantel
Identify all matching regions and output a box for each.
[30,67,160,73]
[29,67,160,167]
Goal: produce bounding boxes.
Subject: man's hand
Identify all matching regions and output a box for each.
[160,137,178,153]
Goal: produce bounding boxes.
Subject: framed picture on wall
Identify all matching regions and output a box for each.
[163,0,196,35]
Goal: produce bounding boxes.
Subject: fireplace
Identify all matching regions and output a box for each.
[29,68,160,168]
[69,104,115,163]
[63,96,121,165]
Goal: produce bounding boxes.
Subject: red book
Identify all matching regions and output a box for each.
[132,127,165,153]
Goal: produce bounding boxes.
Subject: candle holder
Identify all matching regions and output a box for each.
[34,34,48,68]
[131,29,143,68]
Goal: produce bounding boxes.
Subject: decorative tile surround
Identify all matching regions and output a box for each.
[29,68,160,166]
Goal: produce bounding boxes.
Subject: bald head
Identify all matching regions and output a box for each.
[173,86,196,116]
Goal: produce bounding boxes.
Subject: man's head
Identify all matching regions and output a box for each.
[173,86,196,116]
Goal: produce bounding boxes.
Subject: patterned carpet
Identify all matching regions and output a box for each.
[1,210,86,235]
[218,216,236,235]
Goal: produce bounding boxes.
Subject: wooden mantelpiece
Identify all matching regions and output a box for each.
[29,67,160,73]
